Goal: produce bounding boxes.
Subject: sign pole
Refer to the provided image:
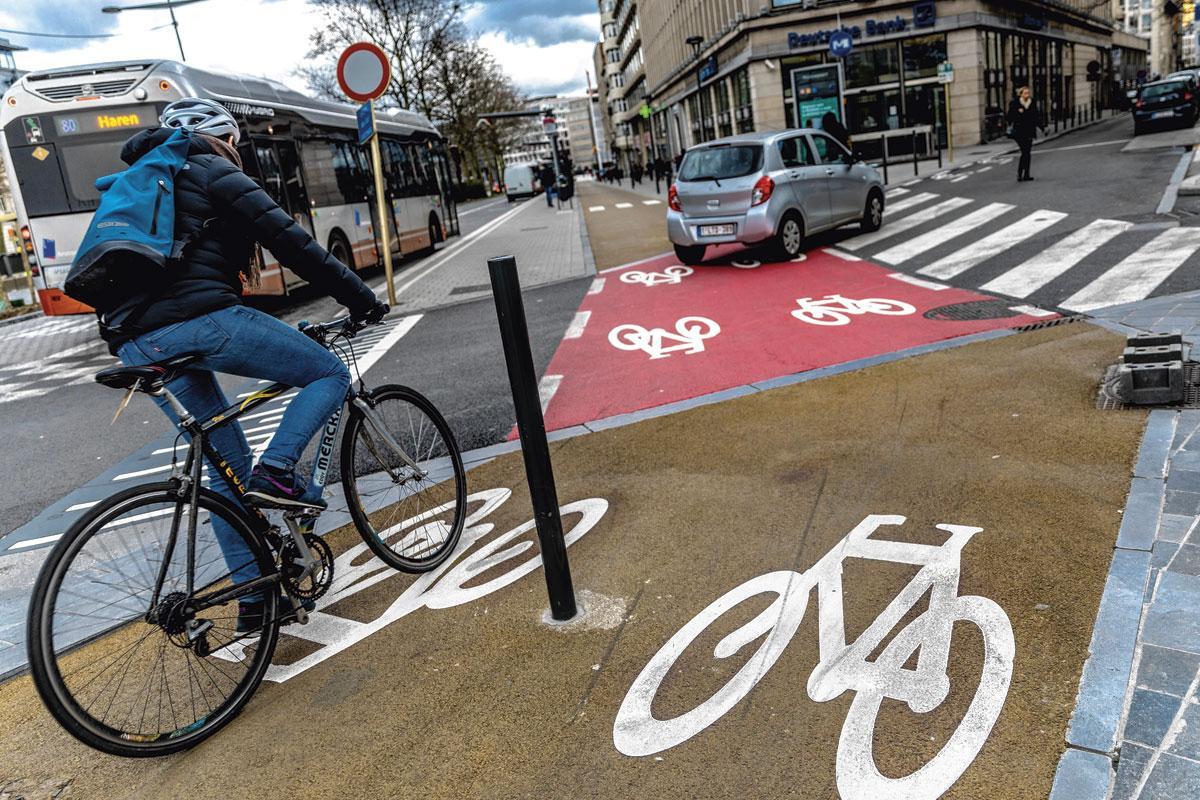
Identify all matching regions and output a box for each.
[368,103,397,306]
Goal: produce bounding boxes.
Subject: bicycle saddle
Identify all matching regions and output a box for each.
[95,354,202,392]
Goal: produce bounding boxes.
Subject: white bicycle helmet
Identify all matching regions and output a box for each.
[159,97,240,144]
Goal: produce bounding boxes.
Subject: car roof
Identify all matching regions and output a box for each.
[686,128,828,150]
[1145,78,1189,87]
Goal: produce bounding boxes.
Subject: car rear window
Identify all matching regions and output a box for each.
[678,145,763,181]
[1143,82,1187,99]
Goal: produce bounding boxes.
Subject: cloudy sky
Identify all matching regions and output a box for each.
[0,0,601,97]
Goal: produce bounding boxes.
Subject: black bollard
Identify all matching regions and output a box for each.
[487,255,578,621]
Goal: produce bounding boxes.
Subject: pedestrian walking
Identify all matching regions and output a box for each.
[1007,86,1047,182]
[539,164,556,206]
[632,162,643,186]
[820,112,852,151]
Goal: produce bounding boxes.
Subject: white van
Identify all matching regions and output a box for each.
[504,163,539,201]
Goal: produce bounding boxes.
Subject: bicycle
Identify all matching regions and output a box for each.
[26,315,466,757]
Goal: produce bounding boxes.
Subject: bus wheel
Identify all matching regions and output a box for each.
[329,232,354,269]
[427,215,442,254]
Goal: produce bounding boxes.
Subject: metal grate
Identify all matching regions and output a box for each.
[33,78,137,101]
[923,300,1021,321]
[1012,315,1080,333]
[1097,362,1200,410]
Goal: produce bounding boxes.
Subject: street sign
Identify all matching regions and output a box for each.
[829,30,854,58]
[938,61,954,84]
[336,42,391,102]
[356,101,374,145]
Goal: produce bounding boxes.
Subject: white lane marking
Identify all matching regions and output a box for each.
[8,534,65,550]
[874,202,1014,265]
[887,273,950,291]
[352,314,423,376]
[65,501,100,512]
[1036,138,1130,154]
[642,200,662,205]
[823,248,861,262]
[974,166,993,174]
[842,197,972,251]
[1062,227,1200,311]
[615,202,634,209]
[882,191,939,215]
[598,251,676,274]
[918,209,1068,280]
[564,310,592,339]
[885,187,910,198]
[1009,304,1057,317]
[949,175,969,183]
[538,374,563,413]
[588,277,606,295]
[980,218,1134,298]
[456,197,507,217]
[589,205,606,212]
[372,199,535,296]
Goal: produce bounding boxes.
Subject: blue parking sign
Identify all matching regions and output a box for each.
[357,101,374,145]
[829,31,853,58]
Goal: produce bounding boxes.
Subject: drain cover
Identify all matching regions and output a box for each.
[923,300,1022,321]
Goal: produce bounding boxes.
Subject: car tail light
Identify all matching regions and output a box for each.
[668,184,681,212]
[751,175,774,206]
[1186,92,1194,102]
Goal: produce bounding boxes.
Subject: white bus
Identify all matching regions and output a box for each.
[0,59,459,315]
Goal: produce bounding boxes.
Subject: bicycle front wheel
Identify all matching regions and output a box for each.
[340,385,466,573]
[26,483,280,757]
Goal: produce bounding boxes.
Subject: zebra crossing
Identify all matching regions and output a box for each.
[849,187,1200,312]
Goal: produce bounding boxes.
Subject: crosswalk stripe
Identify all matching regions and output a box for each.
[885,187,909,199]
[1061,227,1200,311]
[842,197,971,251]
[883,191,938,215]
[874,202,1014,265]
[980,218,1135,298]
[917,209,1068,280]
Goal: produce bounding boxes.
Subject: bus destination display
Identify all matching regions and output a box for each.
[51,104,156,137]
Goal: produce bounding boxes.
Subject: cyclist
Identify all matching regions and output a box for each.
[102,98,387,627]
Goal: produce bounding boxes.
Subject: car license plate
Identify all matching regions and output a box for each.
[699,223,735,236]
[1152,111,1172,119]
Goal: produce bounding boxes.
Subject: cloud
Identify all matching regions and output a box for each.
[466,0,599,46]
[477,30,594,96]
[0,0,121,53]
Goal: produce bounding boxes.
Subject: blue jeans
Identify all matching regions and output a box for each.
[118,304,350,587]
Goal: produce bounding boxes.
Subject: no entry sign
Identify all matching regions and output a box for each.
[337,42,391,102]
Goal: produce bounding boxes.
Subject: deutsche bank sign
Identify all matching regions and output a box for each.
[785,1,936,49]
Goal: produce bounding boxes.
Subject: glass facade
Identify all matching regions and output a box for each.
[982,28,1085,142]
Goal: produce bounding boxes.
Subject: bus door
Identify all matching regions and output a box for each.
[431,143,459,237]
[251,139,315,291]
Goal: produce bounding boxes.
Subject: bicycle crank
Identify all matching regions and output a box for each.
[281,532,334,601]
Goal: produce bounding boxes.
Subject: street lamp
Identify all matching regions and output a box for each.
[686,35,704,60]
[102,0,210,62]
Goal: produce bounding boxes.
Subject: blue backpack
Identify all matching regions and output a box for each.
[65,128,196,314]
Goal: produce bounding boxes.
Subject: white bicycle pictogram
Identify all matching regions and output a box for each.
[791,294,917,326]
[613,514,1015,800]
[608,316,720,359]
[620,265,695,286]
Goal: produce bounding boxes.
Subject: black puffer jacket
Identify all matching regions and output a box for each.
[100,128,376,352]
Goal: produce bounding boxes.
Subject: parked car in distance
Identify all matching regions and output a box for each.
[1133,79,1197,135]
[666,129,885,265]
[1166,70,1200,112]
[503,163,540,201]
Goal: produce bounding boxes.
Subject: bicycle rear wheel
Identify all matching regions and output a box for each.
[27,483,280,757]
[340,385,466,573]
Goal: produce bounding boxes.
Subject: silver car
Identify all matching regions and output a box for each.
[666,129,885,265]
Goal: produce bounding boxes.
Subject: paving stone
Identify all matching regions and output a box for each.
[1169,701,1200,761]
[1124,688,1183,746]
[1112,742,1154,800]
[1167,470,1200,493]
[1140,751,1200,798]
[1163,490,1200,517]
[1122,478,1166,550]
[1142,571,1200,654]
[1137,645,1200,696]
[1048,748,1112,800]
[1158,514,1197,544]
[1136,412,1177,479]
[1168,544,1200,577]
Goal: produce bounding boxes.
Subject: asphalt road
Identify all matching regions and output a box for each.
[0,193,567,542]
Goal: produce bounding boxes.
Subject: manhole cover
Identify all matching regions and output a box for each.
[1097,362,1200,410]
[923,300,1021,321]
[449,283,492,295]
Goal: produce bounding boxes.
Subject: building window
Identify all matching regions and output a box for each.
[604,23,617,39]
[903,35,948,81]
[844,43,900,88]
[733,68,754,133]
[714,79,733,138]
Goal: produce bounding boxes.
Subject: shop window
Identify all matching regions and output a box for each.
[714,79,733,138]
[903,35,947,81]
[843,43,900,88]
[733,68,754,133]
[780,53,825,100]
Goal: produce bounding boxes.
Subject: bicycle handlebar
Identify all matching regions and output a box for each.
[297,315,384,345]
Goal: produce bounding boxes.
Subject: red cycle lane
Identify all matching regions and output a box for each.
[541,247,1058,431]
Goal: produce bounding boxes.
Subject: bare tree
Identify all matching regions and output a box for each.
[299,0,526,183]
